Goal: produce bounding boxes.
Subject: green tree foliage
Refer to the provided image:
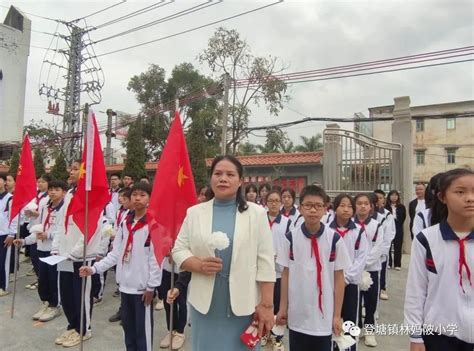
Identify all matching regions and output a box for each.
[50,152,69,181]
[8,149,20,175]
[123,117,147,180]
[295,134,323,152]
[186,111,208,189]
[238,141,258,155]
[33,148,46,177]
[24,120,62,158]
[199,27,290,154]
[127,63,220,160]
[257,128,291,154]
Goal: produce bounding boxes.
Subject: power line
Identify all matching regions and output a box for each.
[0,4,61,22]
[71,0,127,23]
[95,0,283,57]
[92,1,221,44]
[93,1,173,30]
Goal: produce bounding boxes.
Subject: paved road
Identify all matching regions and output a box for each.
[0,255,410,350]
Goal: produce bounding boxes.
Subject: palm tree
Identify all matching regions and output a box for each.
[238,141,258,155]
[295,134,323,152]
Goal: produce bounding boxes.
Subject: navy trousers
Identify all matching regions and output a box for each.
[121,292,154,351]
[162,270,187,334]
[37,250,58,307]
[289,329,332,351]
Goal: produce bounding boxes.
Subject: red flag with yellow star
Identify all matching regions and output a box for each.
[66,110,110,242]
[148,111,197,266]
[10,134,37,223]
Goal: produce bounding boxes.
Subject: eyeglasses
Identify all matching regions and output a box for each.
[301,202,325,210]
[267,199,281,204]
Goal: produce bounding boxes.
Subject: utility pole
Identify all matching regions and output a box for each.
[62,25,84,165]
[105,108,116,165]
[220,73,230,155]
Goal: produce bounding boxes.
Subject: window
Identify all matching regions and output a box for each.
[447,148,456,164]
[416,150,425,165]
[416,119,424,132]
[447,117,456,130]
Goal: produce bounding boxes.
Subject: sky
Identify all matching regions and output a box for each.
[1,0,473,155]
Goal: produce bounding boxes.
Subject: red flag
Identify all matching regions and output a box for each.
[66,111,110,242]
[149,111,198,265]
[10,134,37,223]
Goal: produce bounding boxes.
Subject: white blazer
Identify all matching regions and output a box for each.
[172,199,276,316]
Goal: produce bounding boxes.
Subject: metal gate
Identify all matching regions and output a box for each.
[323,128,403,197]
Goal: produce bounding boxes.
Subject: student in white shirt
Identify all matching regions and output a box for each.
[14,180,67,322]
[258,183,271,208]
[244,183,258,204]
[264,190,291,351]
[80,182,162,351]
[321,194,335,225]
[330,194,369,351]
[405,168,474,351]
[354,193,383,347]
[276,185,350,351]
[280,187,300,226]
[0,175,18,297]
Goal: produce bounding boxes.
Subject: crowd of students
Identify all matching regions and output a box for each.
[0,158,472,351]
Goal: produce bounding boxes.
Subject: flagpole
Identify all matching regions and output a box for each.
[79,189,89,351]
[10,220,21,318]
[168,256,175,351]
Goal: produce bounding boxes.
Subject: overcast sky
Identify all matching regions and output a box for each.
[1,0,473,152]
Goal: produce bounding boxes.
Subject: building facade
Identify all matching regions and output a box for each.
[367,100,474,183]
[0,6,31,155]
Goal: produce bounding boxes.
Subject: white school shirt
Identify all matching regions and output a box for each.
[92,212,162,294]
[321,209,334,225]
[329,219,369,285]
[24,199,65,252]
[412,208,432,237]
[277,223,350,336]
[375,209,396,262]
[280,206,300,228]
[25,192,49,227]
[269,213,292,279]
[354,216,384,272]
[404,222,474,344]
[0,191,17,236]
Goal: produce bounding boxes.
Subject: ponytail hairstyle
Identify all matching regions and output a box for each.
[432,168,474,225]
[425,172,444,209]
[209,155,248,213]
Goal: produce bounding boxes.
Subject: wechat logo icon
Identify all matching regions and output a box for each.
[342,321,361,337]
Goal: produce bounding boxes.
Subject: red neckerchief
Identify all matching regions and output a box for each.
[116,207,126,227]
[457,237,472,293]
[268,214,277,229]
[43,200,64,232]
[122,213,148,263]
[335,227,350,238]
[36,192,47,205]
[310,235,324,315]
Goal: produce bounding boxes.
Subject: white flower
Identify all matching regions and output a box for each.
[24,202,38,212]
[359,271,374,291]
[101,224,114,237]
[30,224,44,234]
[208,231,230,251]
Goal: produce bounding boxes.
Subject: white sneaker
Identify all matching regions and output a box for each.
[62,331,92,347]
[362,306,366,318]
[39,306,61,322]
[364,334,377,347]
[55,330,76,345]
[155,299,164,311]
[395,267,401,271]
[171,331,185,349]
[272,340,285,351]
[33,302,49,320]
[380,290,389,300]
[159,332,171,348]
[260,334,269,347]
[0,288,9,297]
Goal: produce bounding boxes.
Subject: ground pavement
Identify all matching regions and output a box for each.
[0,254,411,350]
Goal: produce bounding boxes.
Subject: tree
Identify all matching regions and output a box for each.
[50,152,69,181]
[123,117,147,180]
[257,128,290,154]
[8,149,20,175]
[24,119,62,159]
[33,148,46,176]
[238,141,258,155]
[186,111,208,189]
[295,134,323,152]
[127,63,221,160]
[199,27,290,154]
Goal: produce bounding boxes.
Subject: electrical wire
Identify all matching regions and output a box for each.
[0,4,62,22]
[94,1,283,57]
[93,1,173,30]
[92,1,221,44]
[71,0,127,23]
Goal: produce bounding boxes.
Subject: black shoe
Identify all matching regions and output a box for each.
[113,289,120,298]
[108,309,121,322]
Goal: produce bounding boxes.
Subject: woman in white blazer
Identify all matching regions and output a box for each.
[172,155,276,351]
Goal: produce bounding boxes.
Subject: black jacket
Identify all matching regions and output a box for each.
[386,203,406,234]
[409,199,421,235]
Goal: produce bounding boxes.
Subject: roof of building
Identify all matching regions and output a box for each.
[105,151,323,173]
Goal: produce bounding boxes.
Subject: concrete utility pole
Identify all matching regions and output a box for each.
[105,108,116,165]
[62,25,84,165]
[221,73,230,155]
